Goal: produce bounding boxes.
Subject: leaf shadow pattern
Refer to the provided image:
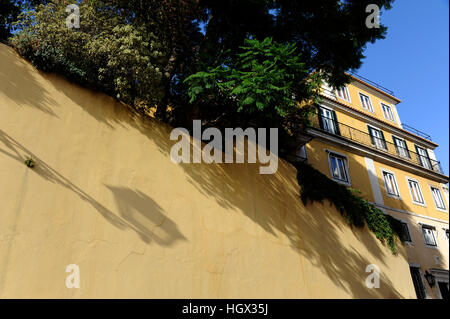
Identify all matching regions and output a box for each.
[0,129,185,247]
[133,123,408,297]
[106,185,186,246]
[0,48,412,297]
[0,46,59,117]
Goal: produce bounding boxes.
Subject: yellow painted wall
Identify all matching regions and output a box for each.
[0,44,417,298]
[305,139,375,203]
[372,161,449,220]
[334,81,401,128]
[304,132,449,300]
[325,102,431,158]
[385,208,449,299]
[305,138,449,221]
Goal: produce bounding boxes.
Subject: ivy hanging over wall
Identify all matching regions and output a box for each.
[294,162,404,254]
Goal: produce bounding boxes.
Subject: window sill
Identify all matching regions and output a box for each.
[332,179,351,187]
[372,144,388,151]
[383,116,397,123]
[425,244,439,250]
[412,201,427,208]
[362,108,375,114]
[386,194,402,200]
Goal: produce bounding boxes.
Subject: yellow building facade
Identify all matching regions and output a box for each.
[303,75,449,299]
[0,43,447,298]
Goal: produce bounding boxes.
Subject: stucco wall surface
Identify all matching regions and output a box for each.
[0,44,416,298]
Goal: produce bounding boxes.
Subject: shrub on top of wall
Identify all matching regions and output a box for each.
[294,161,404,254]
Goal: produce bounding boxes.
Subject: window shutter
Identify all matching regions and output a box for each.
[331,110,340,135]
[415,145,431,167]
[317,106,324,130]
[404,139,410,158]
[392,136,398,145]
[368,127,375,144]
[392,136,399,154]
[379,130,387,149]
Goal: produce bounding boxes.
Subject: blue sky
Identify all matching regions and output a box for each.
[356,0,449,175]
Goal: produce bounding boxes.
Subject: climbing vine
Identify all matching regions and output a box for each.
[294,161,404,254]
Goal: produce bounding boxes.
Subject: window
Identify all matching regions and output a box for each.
[399,221,412,243]
[359,93,374,112]
[392,136,410,158]
[407,178,425,205]
[381,103,396,122]
[445,229,449,243]
[336,86,350,102]
[368,126,387,150]
[421,225,437,246]
[410,266,427,299]
[296,145,308,162]
[415,146,432,170]
[382,171,400,197]
[430,186,446,210]
[318,107,340,135]
[328,152,349,183]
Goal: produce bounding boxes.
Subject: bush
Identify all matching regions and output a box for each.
[295,162,403,253]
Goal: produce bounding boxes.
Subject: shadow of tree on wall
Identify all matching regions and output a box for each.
[0,46,414,297]
[0,45,58,117]
[0,129,185,247]
[106,185,186,245]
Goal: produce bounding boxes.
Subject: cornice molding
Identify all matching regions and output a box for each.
[373,202,449,225]
[319,95,438,149]
[308,128,449,184]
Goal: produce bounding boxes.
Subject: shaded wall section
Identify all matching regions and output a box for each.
[0,44,416,298]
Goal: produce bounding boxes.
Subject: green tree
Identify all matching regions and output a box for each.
[11,0,166,110]
[9,0,395,123]
[0,0,20,41]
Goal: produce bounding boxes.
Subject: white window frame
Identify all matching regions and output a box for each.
[381,102,396,122]
[326,150,351,186]
[392,134,410,159]
[396,218,414,244]
[415,145,432,170]
[336,86,351,103]
[380,168,401,199]
[358,92,374,112]
[367,124,387,150]
[406,176,426,207]
[296,145,308,163]
[318,106,339,135]
[419,223,438,248]
[429,185,447,212]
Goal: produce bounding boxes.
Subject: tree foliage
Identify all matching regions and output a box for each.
[0,0,20,41]
[185,37,322,117]
[9,0,394,119]
[11,0,166,109]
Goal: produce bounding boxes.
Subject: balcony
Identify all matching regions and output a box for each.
[401,123,432,141]
[348,71,395,97]
[309,112,444,175]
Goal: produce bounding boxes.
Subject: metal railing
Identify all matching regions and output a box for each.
[401,124,432,141]
[310,113,444,174]
[348,71,395,97]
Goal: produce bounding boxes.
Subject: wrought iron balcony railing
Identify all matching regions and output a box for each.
[310,113,444,175]
[348,71,395,96]
[401,123,432,141]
